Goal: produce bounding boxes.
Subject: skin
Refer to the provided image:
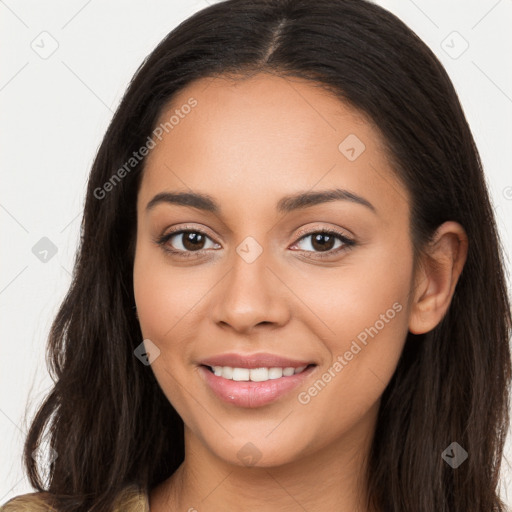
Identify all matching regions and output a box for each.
[133,72,468,512]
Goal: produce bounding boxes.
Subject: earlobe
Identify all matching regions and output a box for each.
[408,221,468,335]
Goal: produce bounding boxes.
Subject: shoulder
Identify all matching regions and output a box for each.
[112,484,149,511]
[0,491,57,511]
[0,485,149,512]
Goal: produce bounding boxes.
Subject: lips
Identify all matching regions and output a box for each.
[199,352,315,369]
[197,352,317,408]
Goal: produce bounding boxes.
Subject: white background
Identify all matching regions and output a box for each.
[1,0,511,506]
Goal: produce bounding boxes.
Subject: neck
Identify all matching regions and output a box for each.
[150,403,379,512]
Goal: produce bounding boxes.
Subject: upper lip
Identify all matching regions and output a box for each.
[199,352,316,369]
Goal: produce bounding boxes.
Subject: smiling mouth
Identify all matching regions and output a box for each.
[202,363,316,382]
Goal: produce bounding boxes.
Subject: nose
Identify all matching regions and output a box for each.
[211,246,291,334]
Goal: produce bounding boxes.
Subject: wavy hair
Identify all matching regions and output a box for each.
[5,1,511,511]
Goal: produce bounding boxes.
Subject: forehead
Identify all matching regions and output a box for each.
[138,72,408,221]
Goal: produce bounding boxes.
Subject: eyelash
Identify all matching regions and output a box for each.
[153,225,356,260]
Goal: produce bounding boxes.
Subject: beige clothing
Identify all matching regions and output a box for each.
[0,484,149,512]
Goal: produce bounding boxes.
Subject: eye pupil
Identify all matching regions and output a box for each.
[160,228,349,258]
[183,231,205,251]
[311,233,335,252]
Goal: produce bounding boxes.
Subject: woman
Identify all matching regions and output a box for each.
[2,0,510,511]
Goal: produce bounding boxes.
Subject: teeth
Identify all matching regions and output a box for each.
[232,368,250,381]
[221,366,233,379]
[268,367,284,379]
[210,365,308,382]
[249,367,269,382]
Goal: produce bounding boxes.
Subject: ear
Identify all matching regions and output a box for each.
[408,221,468,335]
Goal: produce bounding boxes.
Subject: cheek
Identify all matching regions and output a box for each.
[133,242,208,342]
[293,238,413,433]
[290,232,413,347]
[132,245,201,415]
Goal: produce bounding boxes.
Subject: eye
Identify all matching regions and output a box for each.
[290,229,355,259]
[154,227,220,258]
[154,226,356,260]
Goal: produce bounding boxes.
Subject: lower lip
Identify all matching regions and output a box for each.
[198,365,316,408]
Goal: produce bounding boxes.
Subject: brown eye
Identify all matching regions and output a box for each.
[156,228,220,256]
[291,229,356,259]
[178,231,207,251]
[310,233,337,252]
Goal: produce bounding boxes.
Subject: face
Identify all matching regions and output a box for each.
[133,72,415,468]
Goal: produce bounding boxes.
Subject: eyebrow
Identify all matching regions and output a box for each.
[145,188,376,214]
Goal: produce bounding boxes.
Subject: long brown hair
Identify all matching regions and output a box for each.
[6,1,511,510]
